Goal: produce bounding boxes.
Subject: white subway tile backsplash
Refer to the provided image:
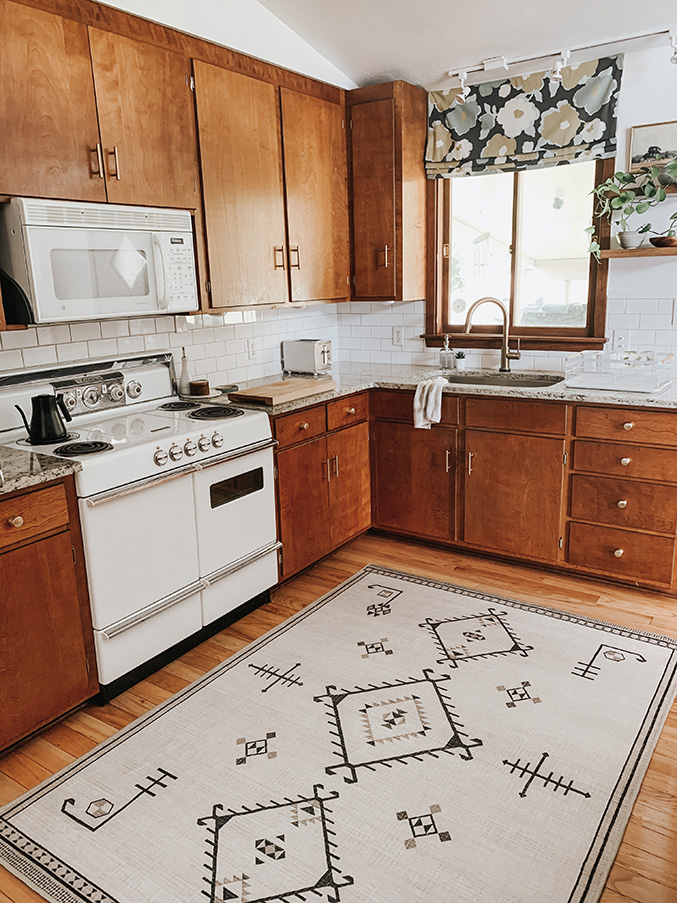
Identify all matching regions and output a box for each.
[101,320,130,339]
[88,338,120,358]
[0,349,23,371]
[129,318,156,335]
[117,336,147,355]
[57,342,89,362]
[22,345,58,368]
[1,329,38,350]
[70,322,101,342]
[37,325,71,345]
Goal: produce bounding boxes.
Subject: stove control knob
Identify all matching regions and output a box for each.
[62,392,77,412]
[169,443,183,461]
[109,384,125,403]
[184,439,197,457]
[154,448,168,467]
[83,386,101,407]
[127,380,142,399]
[198,435,211,452]
[212,431,224,449]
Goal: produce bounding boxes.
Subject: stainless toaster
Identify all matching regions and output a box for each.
[282,339,332,374]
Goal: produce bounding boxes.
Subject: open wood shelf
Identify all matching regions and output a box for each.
[601,246,677,259]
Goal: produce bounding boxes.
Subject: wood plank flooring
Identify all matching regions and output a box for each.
[1,533,676,902]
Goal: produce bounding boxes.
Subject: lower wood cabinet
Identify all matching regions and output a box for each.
[0,478,98,751]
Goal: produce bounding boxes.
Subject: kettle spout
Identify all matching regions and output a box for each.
[14,405,32,440]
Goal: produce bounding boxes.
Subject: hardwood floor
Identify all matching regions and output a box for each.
[1,533,676,902]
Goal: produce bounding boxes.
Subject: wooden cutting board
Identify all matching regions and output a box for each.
[228,378,337,406]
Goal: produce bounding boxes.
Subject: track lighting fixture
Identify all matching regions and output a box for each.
[549,50,570,82]
[456,71,470,105]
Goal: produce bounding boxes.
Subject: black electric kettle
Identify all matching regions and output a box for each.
[15,394,72,444]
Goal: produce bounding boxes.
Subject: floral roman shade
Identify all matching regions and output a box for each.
[426,55,623,177]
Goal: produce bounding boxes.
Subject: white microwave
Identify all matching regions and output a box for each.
[0,198,199,323]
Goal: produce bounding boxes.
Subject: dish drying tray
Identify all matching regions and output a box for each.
[565,350,673,394]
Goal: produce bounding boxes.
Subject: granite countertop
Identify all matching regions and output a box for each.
[0,445,81,496]
[225,362,677,415]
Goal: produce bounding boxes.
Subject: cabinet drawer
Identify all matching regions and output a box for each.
[372,390,459,424]
[568,521,675,586]
[274,404,326,448]
[570,474,677,534]
[465,397,567,434]
[327,392,369,431]
[575,406,677,446]
[0,483,69,550]
[573,440,677,482]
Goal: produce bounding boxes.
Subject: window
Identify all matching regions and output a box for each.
[426,159,611,351]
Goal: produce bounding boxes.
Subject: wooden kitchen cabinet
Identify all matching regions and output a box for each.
[328,420,371,547]
[0,477,98,751]
[0,0,106,201]
[347,81,427,302]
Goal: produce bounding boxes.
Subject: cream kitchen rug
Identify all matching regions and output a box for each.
[2,565,676,903]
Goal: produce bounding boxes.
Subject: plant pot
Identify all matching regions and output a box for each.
[617,231,644,250]
[454,358,466,371]
[649,236,677,248]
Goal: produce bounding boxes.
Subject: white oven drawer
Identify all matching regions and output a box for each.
[94,587,202,684]
[193,447,277,578]
[202,545,279,626]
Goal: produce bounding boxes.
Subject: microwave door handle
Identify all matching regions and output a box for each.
[152,234,168,309]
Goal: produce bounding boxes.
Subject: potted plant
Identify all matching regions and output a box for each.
[586,160,677,258]
[454,350,467,371]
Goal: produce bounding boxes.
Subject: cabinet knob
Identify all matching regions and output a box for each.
[346,407,356,415]
[623,421,635,431]
[620,457,631,466]
[300,422,309,431]
[614,548,624,558]
[617,499,628,509]
[8,515,24,528]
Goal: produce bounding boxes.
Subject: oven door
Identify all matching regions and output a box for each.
[193,444,277,580]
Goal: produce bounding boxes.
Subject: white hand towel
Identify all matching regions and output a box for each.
[413,377,447,429]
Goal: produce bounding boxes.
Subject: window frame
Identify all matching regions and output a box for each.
[424,158,614,352]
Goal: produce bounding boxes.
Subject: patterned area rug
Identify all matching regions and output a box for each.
[2,565,677,903]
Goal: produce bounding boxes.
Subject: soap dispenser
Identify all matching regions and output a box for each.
[440,334,454,369]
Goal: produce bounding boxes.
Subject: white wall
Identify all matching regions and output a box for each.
[98,0,355,88]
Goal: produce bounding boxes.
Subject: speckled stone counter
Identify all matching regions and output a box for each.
[224,362,677,415]
[0,445,81,496]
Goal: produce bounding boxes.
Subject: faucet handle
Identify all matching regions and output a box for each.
[507,337,521,361]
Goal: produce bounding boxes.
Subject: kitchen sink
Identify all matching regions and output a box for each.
[446,373,564,388]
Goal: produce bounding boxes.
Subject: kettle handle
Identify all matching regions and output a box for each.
[14,405,32,439]
[56,394,73,423]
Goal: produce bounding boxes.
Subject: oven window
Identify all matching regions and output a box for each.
[209,468,264,508]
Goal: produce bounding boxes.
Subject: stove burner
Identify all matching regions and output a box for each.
[16,432,80,447]
[188,406,244,420]
[54,441,114,457]
[157,401,200,411]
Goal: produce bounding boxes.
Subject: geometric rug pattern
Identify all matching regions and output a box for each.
[1,564,676,903]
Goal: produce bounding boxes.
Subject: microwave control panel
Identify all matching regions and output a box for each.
[166,236,197,307]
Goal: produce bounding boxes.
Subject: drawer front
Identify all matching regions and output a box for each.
[326,392,369,431]
[573,440,677,482]
[274,404,326,449]
[575,406,677,446]
[465,397,567,435]
[372,390,459,424]
[568,521,675,586]
[0,483,69,550]
[570,474,677,534]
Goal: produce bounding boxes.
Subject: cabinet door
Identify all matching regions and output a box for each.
[374,421,456,541]
[0,0,105,201]
[0,531,92,748]
[280,88,349,302]
[89,29,200,208]
[328,421,371,547]
[350,99,396,298]
[276,436,331,579]
[194,63,288,307]
[464,430,564,560]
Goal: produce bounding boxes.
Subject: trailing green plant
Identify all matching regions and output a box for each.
[585,160,677,259]
[651,209,677,238]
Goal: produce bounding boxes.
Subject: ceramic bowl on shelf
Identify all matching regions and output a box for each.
[649,236,677,248]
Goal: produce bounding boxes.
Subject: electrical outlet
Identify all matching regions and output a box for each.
[392,326,403,346]
[246,338,257,360]
[613,330,630,351]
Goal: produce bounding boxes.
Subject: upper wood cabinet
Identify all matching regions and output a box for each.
[194,63,288,307]
[0,0,105,201]
[89,29,201,209]
[280,88,350,303]
[347,81,427,302]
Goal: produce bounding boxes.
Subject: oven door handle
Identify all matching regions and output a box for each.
[194,437,278,470]
[202,541,282,586]
[100,579,205,639]
[85,462,199,507]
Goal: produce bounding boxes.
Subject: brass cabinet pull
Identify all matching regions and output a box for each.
[91,143,104,178]
[346,407,356,415]
[468,451,474,474]
[7,515,24,528]
[617,499,628,509]
[108,146,121,180]
[323,458,331,482]
[300,421,309,431]
[620,457,631,466]
[332,454,339,478]
[273,246,285,270]
[623,421,635,431]
[384,244,390,268]
[614,549,624,558]
[289,246,300,269]
[445,449,452,473]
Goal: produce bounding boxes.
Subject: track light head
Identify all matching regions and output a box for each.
[550,50,570,82]
[670,28,677,64]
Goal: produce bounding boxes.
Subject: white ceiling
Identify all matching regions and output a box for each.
[257,0,676,89]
